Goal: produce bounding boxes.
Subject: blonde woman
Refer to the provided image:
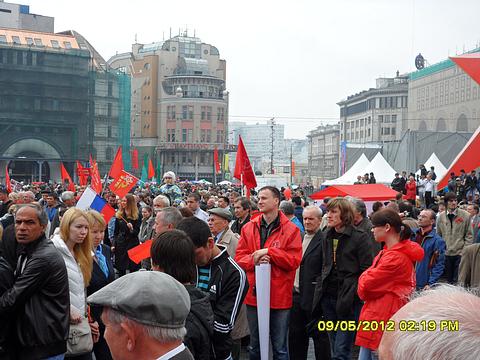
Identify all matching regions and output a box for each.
[52,208,98,359]
[86,210,114,360]
[113,194,141,276]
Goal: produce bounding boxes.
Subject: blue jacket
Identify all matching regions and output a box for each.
[291,216,304,235]
[412,229,446,289]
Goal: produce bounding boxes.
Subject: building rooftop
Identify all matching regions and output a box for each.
[0,27,79,49]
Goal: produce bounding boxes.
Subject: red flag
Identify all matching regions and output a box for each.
[5,165,11,193]
[234,136,257,189]
[131,148,139,170]
[451,53,480,86]
[60,163,75,191]
[214,146,221,174]
[291,160,296,177]
[148,158,155,179]
[109,147,124,179]
[128,239,152,264]
[89,155,102,194]
[76,161,89,186]
[109,169,139,198]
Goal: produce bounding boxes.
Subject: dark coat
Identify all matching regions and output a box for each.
[0,256,14,359]
[184,285,214,360]
[0,235,69,360]
[298,230,324,314]
[113,215,141,272]
[312,225,373,318]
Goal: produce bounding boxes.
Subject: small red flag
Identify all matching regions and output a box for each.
[234,136,257,189]
[5,165,11,193]
[214,146,221,174]
[131,148,139,170]
[128,239,152,264]
[109,170,139,198]
[148,158,155,179]
[76,161,90,186]
[291,160,296,177]
[100,203,116,223]
[60,163,75,191]
[109,147,124,179]
[89,155,102,194]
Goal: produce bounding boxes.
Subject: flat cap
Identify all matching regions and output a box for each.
[87,271,190,328]
[208,207,233,221]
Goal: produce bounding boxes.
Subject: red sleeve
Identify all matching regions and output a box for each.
[357,253,409,301]
[267,227,302,271]
[234,225,255,272]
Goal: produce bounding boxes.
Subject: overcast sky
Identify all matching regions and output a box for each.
[25,0,480,139]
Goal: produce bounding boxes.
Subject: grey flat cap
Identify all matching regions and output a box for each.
[208,207,233,221]
[87,271,190,328]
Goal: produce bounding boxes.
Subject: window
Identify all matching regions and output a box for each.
[25,37,33,46]
[368,116,371,124]
[11,36,21,44]
[188,105,194,120]
[207,106,212,120]
[384,115,390,123]
[360,119,364,126]
[108,82,113,96]
[108,126,112,137]
[107,103,112,117]
[216,130,224,143]
[0,35,6,43]
[34,38,43,47]
[182,105,188,119]
[378,115,383,123]
[182,129,187,142]
[63,41,72,49]
[106,147,113,161]
[201,106,206,120]
[16,51,23,65]
[217,107,225,121]
[391,115,397,123]
[367,128,371,137]
[51,40,60,48]
[167,129,176,142]
[392,127,396,135]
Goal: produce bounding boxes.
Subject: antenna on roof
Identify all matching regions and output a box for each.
[169,27,172,39]
[134,33,137,44]
[194,29,196,37]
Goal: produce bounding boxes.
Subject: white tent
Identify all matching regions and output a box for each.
[218,180,232,185]
[364,152,397,184]
[416,153,448,181]
[322,154,370,185]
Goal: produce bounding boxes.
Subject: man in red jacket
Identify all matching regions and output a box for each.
[235,186,302,360]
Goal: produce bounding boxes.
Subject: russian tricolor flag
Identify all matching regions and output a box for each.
[76,187,116,222]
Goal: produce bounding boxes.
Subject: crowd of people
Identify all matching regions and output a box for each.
[0,169,479,360]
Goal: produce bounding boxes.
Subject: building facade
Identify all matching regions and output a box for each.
[108,33,232,181]
[338,74,408,145]
[407,48,480,133]
[307,124,340,186]
[0,12,127,182]
[0,1,54,33]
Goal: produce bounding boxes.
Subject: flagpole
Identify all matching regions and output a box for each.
[100,173,109,197]
[241,173,244,197]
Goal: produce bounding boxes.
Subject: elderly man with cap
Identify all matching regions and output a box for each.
[160,171,182,203]
[208,207,239,257]
[88,271,193,360]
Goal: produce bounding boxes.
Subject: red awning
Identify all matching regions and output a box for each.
[309,184,399,202]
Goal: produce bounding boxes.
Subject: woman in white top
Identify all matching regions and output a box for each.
[53,207,98,359]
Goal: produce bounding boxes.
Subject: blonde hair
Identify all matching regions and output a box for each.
[116,193,138,220]
[60,208,93,286]
[85,209,106,231]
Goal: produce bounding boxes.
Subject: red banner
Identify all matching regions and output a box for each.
[89,155,102,194]
[109,170,139,198]
[5,165,11,193]
[214,146,221,174]
[60,163,75,191]
[76,161,90,186]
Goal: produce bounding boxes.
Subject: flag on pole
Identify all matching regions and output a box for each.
[109,147,124,179]
[234,136,257,190]
[148,157,155,179]
[224,153,229,173]
[128,240,153,264]
[109,170,139,198]
[131,148,139,170]
[76,187,116,223]
[5,165,11,193]
[60,163,75,191]
[89,155,102,194]
[214,146,221,174]
[140,153,148,182]
[156,156,162,182]
[291,160,296,177]
[76,161,90,186]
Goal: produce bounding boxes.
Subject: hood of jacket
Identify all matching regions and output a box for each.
[51,234,72,259]
[185,284,214,335]
[388,240,424,262]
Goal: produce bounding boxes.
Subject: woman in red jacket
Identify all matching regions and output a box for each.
[404,175,417,205]
[355,208,424,360]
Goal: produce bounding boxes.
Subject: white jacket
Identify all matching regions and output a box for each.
[52,235,86,315]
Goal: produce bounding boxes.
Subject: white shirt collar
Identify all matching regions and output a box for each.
[156,343,185,360]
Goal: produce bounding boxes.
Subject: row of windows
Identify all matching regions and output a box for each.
[0,49,44,66]
[0,96,86,112]
[379,115,397,123]
[0,34,73,49]
[166,129,225,143]
[345,116,372,130]
[416,79,479,111]
[340,96,408,117]
[164,152,214,166]
[166,105,226,121]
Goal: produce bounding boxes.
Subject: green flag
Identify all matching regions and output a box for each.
[141,153,148,182]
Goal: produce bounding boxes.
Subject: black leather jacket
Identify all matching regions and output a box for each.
[0,234,70,360]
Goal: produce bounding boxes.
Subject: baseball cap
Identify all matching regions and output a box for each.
[208,207,233,221]
[87,271,190,328]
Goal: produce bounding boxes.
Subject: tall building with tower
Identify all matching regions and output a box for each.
[108,31,233,181]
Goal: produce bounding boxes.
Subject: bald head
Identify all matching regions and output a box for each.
[379,285,480,360]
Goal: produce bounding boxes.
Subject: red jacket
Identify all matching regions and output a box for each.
[234,211,302,309]
[355,240,424,350]
[405,181,416,200]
